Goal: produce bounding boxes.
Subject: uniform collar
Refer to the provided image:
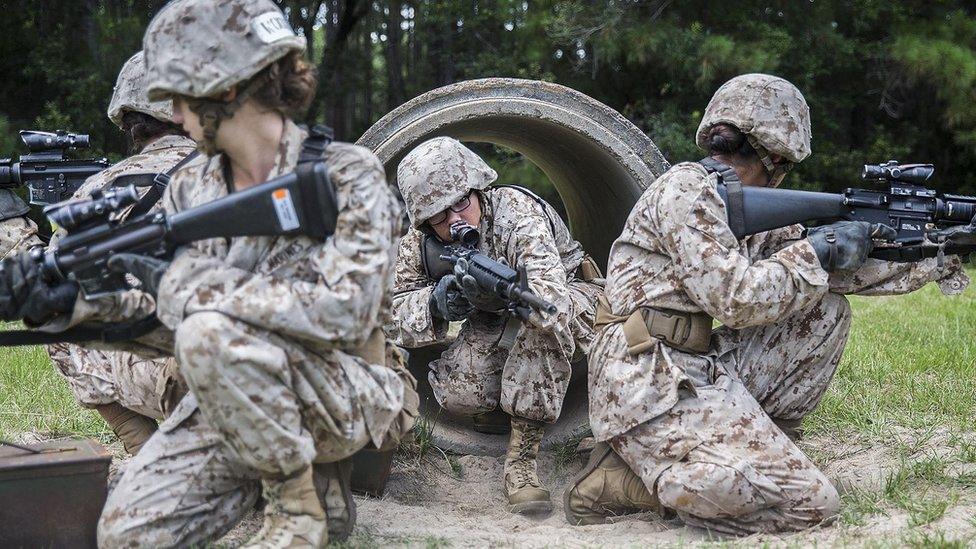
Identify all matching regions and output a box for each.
[138,133,196,154]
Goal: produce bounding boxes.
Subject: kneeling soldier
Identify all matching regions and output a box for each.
[564,73,968,534]
[46,51,197,455]
[390,137,604,515]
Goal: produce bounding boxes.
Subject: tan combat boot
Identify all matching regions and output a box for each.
[244,467,327,549]
[504,417,553,515]
[312,458,355,542]
[564,442,662,525]
[95,402,157,455]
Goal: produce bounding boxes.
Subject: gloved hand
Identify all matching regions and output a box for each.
[107,253,171,298]
[459,274,507,313]
[807,221,897,272]
[929,217,976,246]
[429,274,474,321]
[0,250,79,323]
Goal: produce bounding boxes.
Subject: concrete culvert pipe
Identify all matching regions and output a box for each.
[358,78,670,456]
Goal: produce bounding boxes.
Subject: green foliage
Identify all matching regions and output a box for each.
[2,1,976,199]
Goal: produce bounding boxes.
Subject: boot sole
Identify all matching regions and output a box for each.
[510,500,554,516]
[563,442,615,526]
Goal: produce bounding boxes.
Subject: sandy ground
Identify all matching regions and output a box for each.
[229,428,976,547]
[13,429,976,547]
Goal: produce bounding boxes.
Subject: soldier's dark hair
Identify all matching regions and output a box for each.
[704,124,757,158]
[250,51,317,118]
[120,111,187,152]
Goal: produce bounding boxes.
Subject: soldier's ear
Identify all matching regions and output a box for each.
[219,87,238,102]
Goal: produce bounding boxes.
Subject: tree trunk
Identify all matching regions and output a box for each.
[384,0,407,110]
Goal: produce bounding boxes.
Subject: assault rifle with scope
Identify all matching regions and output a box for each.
[34,160,337,299]
[423,222,557,348]
[0,159,336,348]
[0,130,110,205]
[718,160,976,263]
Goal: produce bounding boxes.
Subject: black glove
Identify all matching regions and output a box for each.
[459,274,507,313]
[807,221,897,272]
[0,251,78,323]
[107,253,171,297]
[429,274,474,321]
[929,217,976,247]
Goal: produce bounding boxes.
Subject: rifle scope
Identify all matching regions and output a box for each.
[449,222,481,248]
[45,186,140,231]
[862,160,934,185]
[19,130,91,153]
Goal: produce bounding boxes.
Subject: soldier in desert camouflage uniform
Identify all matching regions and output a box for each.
[45,51,197,456]
[390,137,604,515]
[0,1,415,547]
[563,73,970,534]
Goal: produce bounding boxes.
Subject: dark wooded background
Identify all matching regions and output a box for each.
[1,1,974,204]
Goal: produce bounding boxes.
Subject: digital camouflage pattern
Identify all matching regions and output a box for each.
[396,137,497,228]
[142,0,306,101]
[99,392,262,547]
[0,217,41,260]
[99,121,416,546]
[46,134,196,419]
[391,185,603,423]
[107,51,175,127]
[695,74,812,164]
[590,161,968,532]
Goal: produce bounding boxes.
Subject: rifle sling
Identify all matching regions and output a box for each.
[0,314,161,347]
[124,150,201,219]
[699,157,746,240]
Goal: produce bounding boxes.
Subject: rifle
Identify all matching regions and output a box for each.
[0,130,110,205]
[717,160,976,263]
[35,160,337,299]
[423,222,557,348]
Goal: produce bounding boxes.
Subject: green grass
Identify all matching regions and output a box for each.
[0,341,107,440]
[806,278,976,437]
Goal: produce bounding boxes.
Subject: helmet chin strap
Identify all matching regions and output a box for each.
[745,135,793,187]
[184,72,272,156]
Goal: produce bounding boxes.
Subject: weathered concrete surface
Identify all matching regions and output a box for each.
[358,78,669,455]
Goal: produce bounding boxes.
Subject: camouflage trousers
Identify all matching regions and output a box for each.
[46,343,177,420]
[429,280,600,424]
[99,311,417,547]
[611,293,850,535]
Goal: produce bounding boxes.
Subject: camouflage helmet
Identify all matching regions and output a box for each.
[397,137,497,228]
[142,0,306,102]
[696,73,812,165]
[107,51,175,128]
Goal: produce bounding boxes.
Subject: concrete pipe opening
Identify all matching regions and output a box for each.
[358,78,670,456]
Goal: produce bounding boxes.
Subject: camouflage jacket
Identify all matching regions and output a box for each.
[390,186,587,348]
[154,120,403,355]
[66,134,196,220]
[589,162,969,441]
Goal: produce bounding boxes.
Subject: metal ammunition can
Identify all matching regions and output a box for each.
[0,438,111,548]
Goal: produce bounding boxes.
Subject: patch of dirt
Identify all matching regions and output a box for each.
[12,429,976,546]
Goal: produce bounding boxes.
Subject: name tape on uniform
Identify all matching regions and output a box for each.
[272,188,300,231]
[252,12,295,44]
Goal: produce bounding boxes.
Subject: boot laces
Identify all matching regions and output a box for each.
[511,459,541,489]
